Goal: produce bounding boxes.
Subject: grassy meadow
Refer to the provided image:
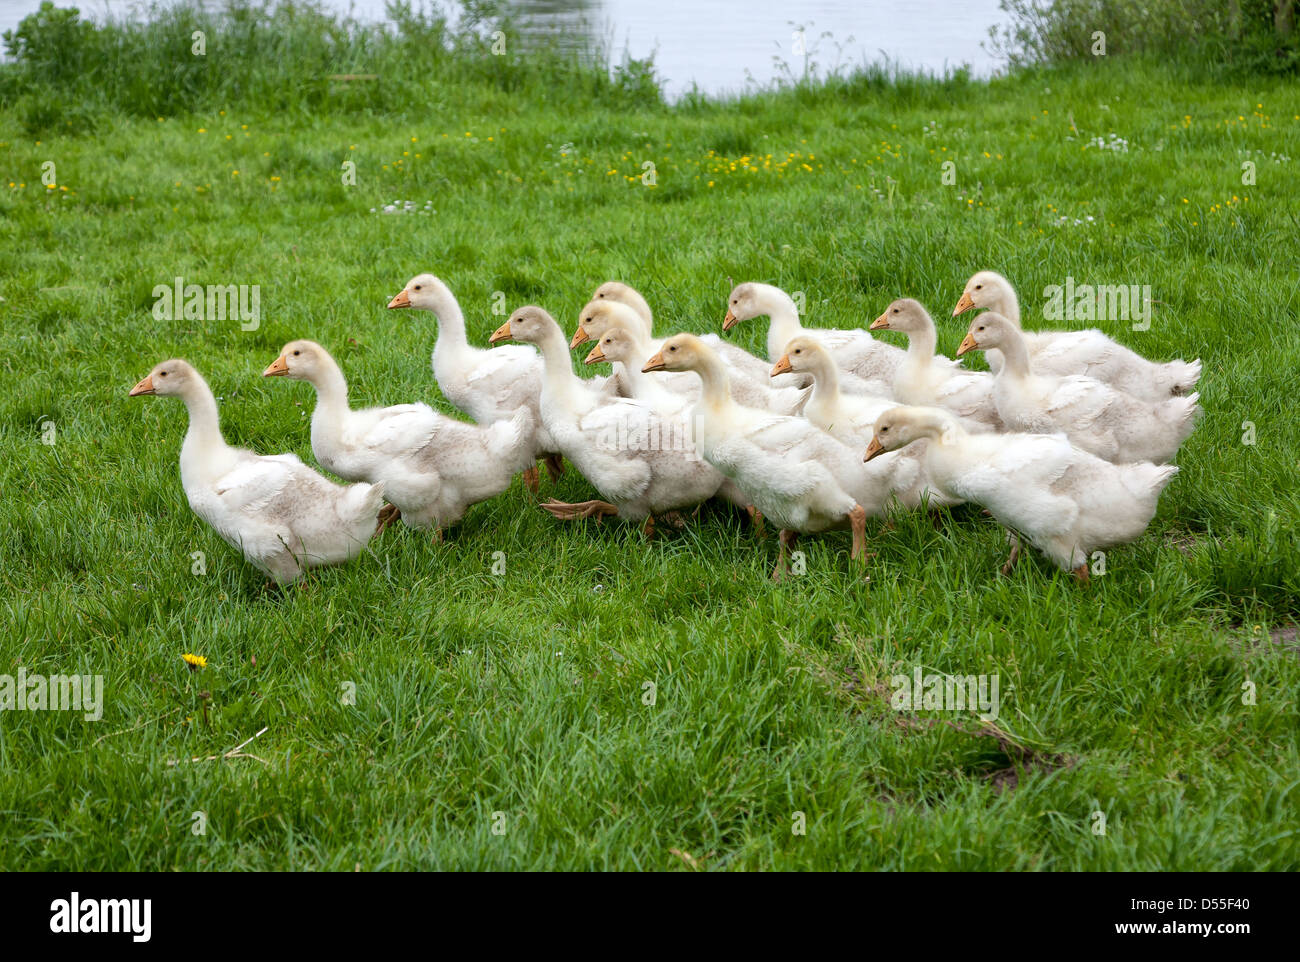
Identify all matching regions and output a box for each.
[1,6,1299,869]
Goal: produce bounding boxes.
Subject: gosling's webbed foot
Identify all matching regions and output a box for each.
[539,499,620,522]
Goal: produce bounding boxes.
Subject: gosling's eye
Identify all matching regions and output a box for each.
[597,293,605,298]
[978,326,985,332]
[881,426,889,432]
[793,349,801,355]
[731,299,737,305]
[292,350,301,356]
[414,285,422,291]
[159,371,167,377]
[892,307,900,313]
[974,284,983,290]
[669,346,677,352]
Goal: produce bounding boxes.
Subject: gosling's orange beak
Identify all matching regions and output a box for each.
[956,332,979,357]
[864,437,885,462]
[488,321,513,345]
[584,344,606,365]
[570,327,590,349]
[263,355,289,377]
[953,291,975,317]
[770,354,792,377]
[722,310,738,332]
[642,351,667,373]
[387,289,411,309]
[129,374,155,397]
[869,312,890,330]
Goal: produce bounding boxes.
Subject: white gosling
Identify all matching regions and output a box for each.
[773,337,961,509]
[954,270,1201,400]
[870,298,1003,431]
[865,406,1179,581]
[130,359,384,584]
[644,333,923,579]
[958,312,1201,464]
[263,340,534,535]
[389,272,607,490]
[584,325,757,522]
[492,307,727,534]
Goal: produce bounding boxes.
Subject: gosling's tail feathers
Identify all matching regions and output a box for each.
[1123,462,1180,501]
[347,480,387,525]
[1160,391,1202,440]
[487,408,535,469]
[1164,358,1202,396]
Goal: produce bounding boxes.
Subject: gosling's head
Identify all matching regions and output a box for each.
[491,305,555,345]
[953,270,1012,317]
[864,406,954,461]
[387,272,451,311]
[263,339,331,381]
[957,311,1020,357]
[770,335,826,377]
[590,281,651,324]
[642,333,706,374]
[129,358,201,399]
[572,299,643,349]
[584,325,641,366]
[869,298,933,336]
[724,281,788,330]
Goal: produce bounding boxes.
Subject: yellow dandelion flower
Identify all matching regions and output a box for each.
[182,653,207,670]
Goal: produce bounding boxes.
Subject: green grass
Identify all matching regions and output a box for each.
[2,39,1299,869]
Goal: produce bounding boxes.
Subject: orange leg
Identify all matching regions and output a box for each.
[543,453,565,482]
[1000,535,1021,576]
[848,504,868,561]
[521,465,540,494]
[772,529,798,581]
[376,503,401,533]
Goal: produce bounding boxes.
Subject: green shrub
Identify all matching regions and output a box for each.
[0,0,663,121]
[989,0,1299,75]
